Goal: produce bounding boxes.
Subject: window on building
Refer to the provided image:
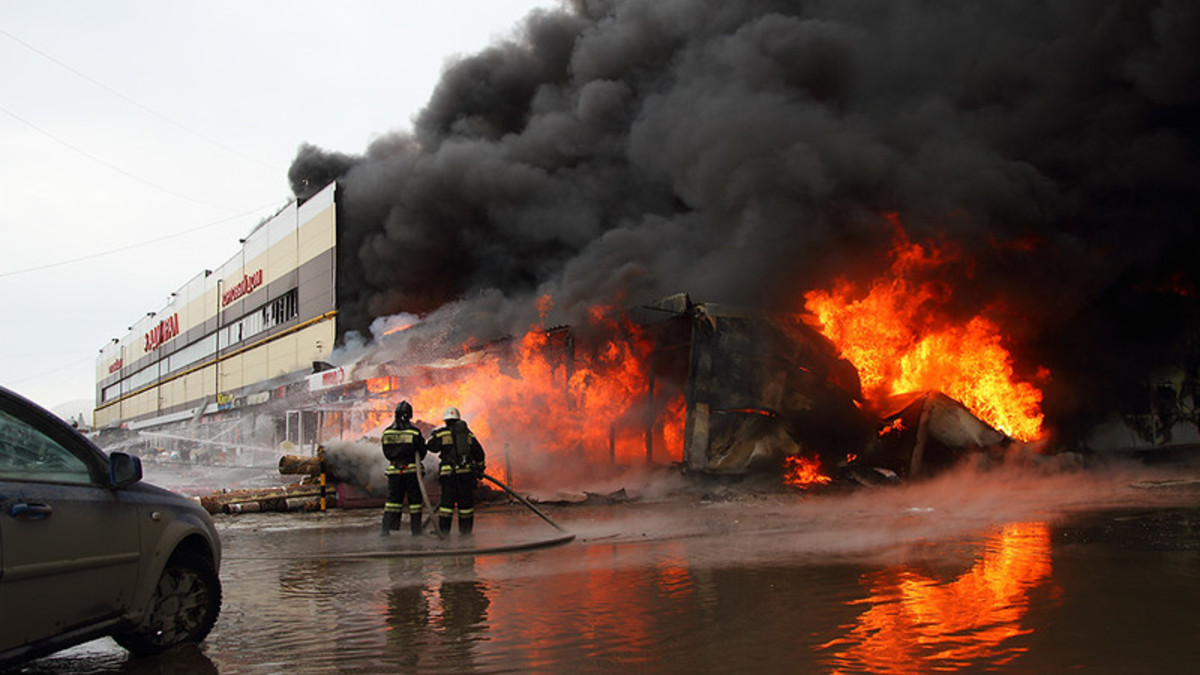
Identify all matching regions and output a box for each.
[244,288,299,341]
[168,334,216,373]
[106,288,300,402]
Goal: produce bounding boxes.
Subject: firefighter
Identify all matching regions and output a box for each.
[427,406,486,535]
[381,400,427,536]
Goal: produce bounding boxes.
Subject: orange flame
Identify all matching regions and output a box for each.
[366,376,398,394]
[365,305,684,489]
[879,419,905,437]
[783,455,833,488]
[379,313,419,336]
[804,220,1045,441]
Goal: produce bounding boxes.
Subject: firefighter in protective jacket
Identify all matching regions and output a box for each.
[381,400,427,536]
[427,406,486,535]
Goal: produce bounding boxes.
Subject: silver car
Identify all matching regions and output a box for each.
[0,385,222,667]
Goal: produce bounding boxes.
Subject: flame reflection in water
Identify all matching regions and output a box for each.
[822,521,1058,673]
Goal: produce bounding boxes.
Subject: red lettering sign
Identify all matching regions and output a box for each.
[108,358,123,374]
[221,269,264,307]
[144,314,180,352]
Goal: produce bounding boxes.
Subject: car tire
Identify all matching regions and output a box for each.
[114,552,222,657]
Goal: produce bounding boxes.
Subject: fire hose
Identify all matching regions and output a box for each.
[418,469,570,536]
[228,467,575,562]
[292,472,574,561]
[417,465,569,535]
[414,461,441,537]
[479,472,569,533]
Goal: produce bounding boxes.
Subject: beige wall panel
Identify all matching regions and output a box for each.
[175,379,192,411]
[312,322,337,362]
[163,378,185,410]
[291,322,336,370]
[139,390,158,418]
[297,209,335,264]
[260,212,302,287]
[268,228,299,285]
[267,334,297,378]
[176,375,191,404]
[179,297,199,336]
[176,369,190,401]
[124,393,144,419]
[243,348,269,385]
[219,353,243,393]
[176,273,216,335]
[129,390,154,418]
[201,365,217,399]
[177,287,220,335]
[187,367,215,402]
[233,353,249,391]
[94,406,116,428]
[244,250,268,285]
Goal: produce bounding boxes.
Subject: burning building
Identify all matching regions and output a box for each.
[95,0,1199,481]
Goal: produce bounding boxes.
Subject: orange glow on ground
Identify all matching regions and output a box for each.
[822,521,1056,673]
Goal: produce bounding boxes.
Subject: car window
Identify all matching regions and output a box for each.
[0,409,95,484]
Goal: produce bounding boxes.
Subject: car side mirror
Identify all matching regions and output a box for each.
[110,452,143,488]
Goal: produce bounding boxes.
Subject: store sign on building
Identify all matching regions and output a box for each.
[307,366,345,391]
[108,358,123,374]
[222,269,264,307]
[144,314,180,352]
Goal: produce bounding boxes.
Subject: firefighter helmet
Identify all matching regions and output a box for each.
[442,406,461,421]
[395,400,413,422]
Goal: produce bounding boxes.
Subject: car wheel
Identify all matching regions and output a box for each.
[115,553,222,656]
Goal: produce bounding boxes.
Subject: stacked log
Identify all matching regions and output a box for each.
[278,454,322,475]
[198,481,326,515]
[198,450,382,514]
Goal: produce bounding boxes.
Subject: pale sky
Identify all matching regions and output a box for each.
[0,0,558,416]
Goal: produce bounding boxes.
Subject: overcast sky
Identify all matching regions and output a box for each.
[0,0,556,416]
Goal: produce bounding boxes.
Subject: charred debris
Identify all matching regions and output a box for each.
[634,293,1021,488]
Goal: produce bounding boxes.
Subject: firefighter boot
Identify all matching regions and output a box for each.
[410,510,424,536]
[380,512,395,536]
[438,515,453,536]
[459,515,474,536]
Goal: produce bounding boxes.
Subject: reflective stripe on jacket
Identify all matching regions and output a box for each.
[429,423,485,475]
[382,425,425,465]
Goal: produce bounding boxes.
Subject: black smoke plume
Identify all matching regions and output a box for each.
[288,0,1200,447]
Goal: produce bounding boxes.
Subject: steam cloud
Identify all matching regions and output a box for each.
[289,0,1199,446]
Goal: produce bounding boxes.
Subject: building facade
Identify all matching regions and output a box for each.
[94,182,338,431]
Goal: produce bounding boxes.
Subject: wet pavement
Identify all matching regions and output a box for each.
[8,460,1200,674]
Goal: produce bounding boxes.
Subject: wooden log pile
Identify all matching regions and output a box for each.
[278,454,323,476]
[197,450,385,514]
[198,480,326,515]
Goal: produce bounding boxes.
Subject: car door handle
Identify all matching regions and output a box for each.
[10,502,53,519]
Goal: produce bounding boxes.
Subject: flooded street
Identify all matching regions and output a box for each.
[12,460,1200,674]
